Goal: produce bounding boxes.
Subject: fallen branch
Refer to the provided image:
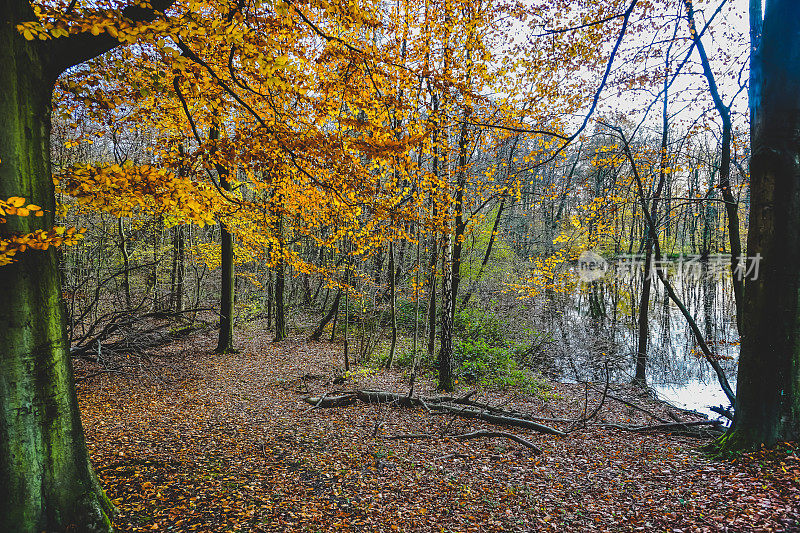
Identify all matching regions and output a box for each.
[429,396,573,423]
[303,390,565,436]
[596,419,724,437]
[710,405,734,420]
[569,362,610,431]
[427,403,565,436]
[452,430,542,454]
[628,420,723,432]
[587,384,669,423]
[385,430,542,453]
[302,393,358,408]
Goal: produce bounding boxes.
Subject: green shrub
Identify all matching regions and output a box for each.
[455,337,546,396]
[454,307,505,346]
[370,341,434,371]
[395,299,426,329]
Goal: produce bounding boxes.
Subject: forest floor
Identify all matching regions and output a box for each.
[76,322,800,532]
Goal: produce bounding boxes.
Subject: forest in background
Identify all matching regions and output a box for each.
[46,0,750,394]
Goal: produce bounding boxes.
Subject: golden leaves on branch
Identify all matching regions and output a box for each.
[56,163,218,227]
[0,197,44,221]
[0,195,83,266]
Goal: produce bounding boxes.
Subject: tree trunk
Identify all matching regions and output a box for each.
[170,224,185,313]
[685,0,745,331]
[426,93,440,362]
[309,289,341,341]
[634,70,669,386]
[211,125,235,353]
[274,254,287,342]
[717,0,800,450]
[266,271,273,330]
[273,208,287,342]
[438,118,469,392]
[386,242,398,368]
[119,217,132,309]
[0,13,113,531]
[439,241,455,391]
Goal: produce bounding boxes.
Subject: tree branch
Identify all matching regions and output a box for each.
[48,0,177,76]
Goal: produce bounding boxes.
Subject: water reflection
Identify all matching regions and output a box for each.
[539,258,738,420]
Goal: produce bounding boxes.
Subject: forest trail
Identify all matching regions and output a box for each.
[76,327,800,532]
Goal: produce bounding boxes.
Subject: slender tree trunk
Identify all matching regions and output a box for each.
[302,273,311,307]
[119,217,132,308]
[274,214,287,342]
[439,238,455,391]
[151,217,161,310]
[409,221,422,396]
[717,0,800,450]
[438,117,470,391]
[0,12,113,531]
[176,225,185,312]
[426,240,438,360]
[634,71,669,385]
[685,0,745,331]
[343,248,351,371]
[309,290,341,341]
[211,125,235,353]
[274,257,286,341]
[634,246,654,384]
[169,224,185,313]
[386,242,398,368]
[266,271,273,330]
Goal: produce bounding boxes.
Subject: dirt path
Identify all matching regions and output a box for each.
[76,330,800,532]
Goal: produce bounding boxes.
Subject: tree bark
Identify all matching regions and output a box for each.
[211,125,235,353]
[438,118,470,392]
[717,0,800,450]
[274,217,287,342]
[386,242,398,368]
[634,69,669,386]
[169,224,185,313]
[309,289,341,341]
[119,217,132,309]
[0,10,113,530]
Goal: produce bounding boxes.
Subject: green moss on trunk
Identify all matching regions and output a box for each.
[0,10,113,532]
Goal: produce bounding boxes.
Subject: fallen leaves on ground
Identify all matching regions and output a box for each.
[76,325,800,532]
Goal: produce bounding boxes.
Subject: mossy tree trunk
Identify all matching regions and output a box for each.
[716,0,800,451]
[0,7,114,531]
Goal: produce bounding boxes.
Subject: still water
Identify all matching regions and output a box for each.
[531,259,739,421]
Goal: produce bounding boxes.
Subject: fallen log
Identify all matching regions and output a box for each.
[303,394,358,408]
[303,390,565,436]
